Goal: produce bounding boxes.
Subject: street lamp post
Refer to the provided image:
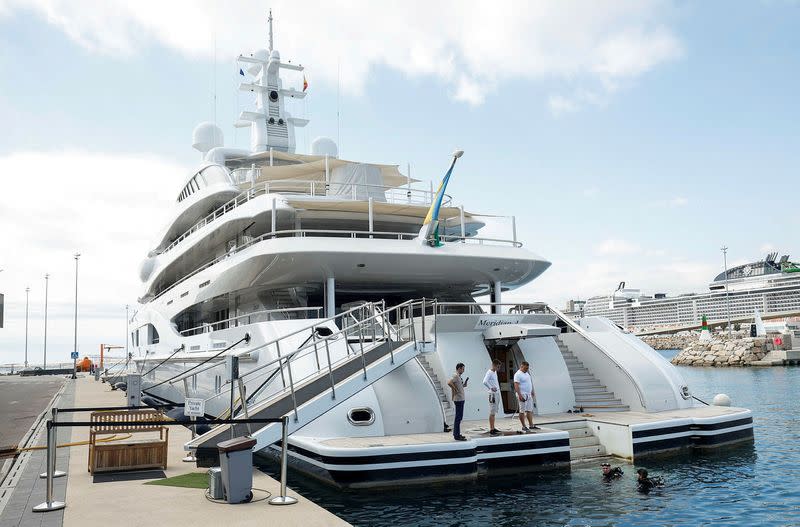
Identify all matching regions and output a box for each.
[721,246,733,337]
[24,287,30,368]
[125,304,129,358]
[43,274,49,372]
[72,253,80,379]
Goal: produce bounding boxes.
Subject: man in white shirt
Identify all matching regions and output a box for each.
[513,361,538,432]
[483,359,502,436]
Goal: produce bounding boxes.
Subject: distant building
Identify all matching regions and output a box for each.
[583,252,800,331]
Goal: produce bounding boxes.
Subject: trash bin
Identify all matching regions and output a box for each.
[217,436,257,504]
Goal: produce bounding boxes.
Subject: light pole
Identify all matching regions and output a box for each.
[721,246,732,337]
[24,287,30,368]
[43,273,49,372]
[72,253,80,379]
[125,304,130,358]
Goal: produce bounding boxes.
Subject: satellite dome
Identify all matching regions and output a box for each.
[311,137,338,158]
[246,49,269,75]
[138,257,156,282]
[192,122,224,154]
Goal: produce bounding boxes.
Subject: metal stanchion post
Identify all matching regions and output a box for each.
[33,421,65,512]
[269,416,297,506]
[182,416,197,463]
[40,408,66,479]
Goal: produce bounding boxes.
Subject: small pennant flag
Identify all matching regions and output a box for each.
[239,68,245,76]
[303,75,308,92]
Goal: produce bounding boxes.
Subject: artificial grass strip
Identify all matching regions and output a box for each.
[144,472,208,489]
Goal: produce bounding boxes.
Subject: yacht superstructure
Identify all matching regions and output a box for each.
[130,16,753,488]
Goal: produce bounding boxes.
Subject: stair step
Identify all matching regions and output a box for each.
[539,420,587,431]
[569,435,600,448]
[575,393,617,401]
[575,399,624,407]
[567,427,593,438]
[576,404,630,412]
[570,444,607,459]
[573,389,610,396]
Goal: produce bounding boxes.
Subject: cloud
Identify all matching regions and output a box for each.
[0,150,184,362]
[0,0,683,108]
[595,238,640,256]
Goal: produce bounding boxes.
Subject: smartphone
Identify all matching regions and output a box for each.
[465,377,469,385]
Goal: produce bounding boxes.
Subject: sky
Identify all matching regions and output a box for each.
[0,0,798,365]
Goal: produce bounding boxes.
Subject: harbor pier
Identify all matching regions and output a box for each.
[0,375,348,527]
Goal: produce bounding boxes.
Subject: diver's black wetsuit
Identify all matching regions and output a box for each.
[602,467,624,482]
[637,476,663,493]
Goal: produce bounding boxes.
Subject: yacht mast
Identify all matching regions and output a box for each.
[268,9,274,52]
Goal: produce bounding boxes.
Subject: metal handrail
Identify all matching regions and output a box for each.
[164,300,413,385]
[148,229,522,302]
[179,306,324,336]
[547,305,648,409]
[168,299,428,421]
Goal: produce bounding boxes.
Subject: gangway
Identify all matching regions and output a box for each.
[184,299,430,466]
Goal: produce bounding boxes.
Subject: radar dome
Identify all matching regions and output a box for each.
[311,137,338,158]
[246,49,269,75]
[138,257,156,282]
[192,122,224,154]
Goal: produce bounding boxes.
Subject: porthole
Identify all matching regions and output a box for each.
[269,90,279,102]
[278,118,284,125]
[347,407,375,426]
[268,117,275,124]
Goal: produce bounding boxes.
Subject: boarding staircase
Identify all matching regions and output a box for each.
[546,421,606,460]
[186,299,431,465]
[416,354,455,428]
[555,336,630,412]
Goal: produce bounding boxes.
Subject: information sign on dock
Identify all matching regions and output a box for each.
[185,398,205,417]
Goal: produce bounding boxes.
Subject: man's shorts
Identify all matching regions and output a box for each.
[519,394,534,413]
[488,393,499,415]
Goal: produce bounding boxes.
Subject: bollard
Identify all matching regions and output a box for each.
[39,408,66,479]
[32,421,65,512]
[182,415,197,462]
[268,416,297,506]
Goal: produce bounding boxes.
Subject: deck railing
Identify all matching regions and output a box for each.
[179,307,324,336]
[159,179,451,256]
[148,229,522,302]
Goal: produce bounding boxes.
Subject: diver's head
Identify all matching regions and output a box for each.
[637,468,648,480]
[601,463,611,475]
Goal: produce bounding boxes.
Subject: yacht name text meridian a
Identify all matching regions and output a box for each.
[129,16,754,488]
[581,252,800,332]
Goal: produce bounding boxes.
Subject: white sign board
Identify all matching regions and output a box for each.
[474,316,523,330]
[184,398,205,417]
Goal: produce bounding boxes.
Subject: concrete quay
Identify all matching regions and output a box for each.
[0,375,349,527]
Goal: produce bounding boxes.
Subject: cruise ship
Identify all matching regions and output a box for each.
[128,16,754,488]
[581,252,800,331]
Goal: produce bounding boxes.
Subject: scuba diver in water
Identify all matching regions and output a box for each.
[636,468,664,493]
[601,463,623,482]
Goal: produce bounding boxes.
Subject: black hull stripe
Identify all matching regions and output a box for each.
[693,427,754,446]
[692,417,753,431]
[634,426,754,454]
[476,438,569,454]
[633,424,692,439]
[284,437,569,466]
[633,416,753,440]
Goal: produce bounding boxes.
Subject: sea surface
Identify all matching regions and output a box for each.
[259,351,800,526]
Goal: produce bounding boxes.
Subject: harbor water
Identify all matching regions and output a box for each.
[259,351,800,526]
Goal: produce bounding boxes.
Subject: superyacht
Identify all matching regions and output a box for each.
[130,16,754,488]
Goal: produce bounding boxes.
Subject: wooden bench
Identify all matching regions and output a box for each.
[88,410,169,474]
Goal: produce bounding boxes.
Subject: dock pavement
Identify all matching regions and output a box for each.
[0,375,349,527]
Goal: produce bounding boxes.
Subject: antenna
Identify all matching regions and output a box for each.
[337,58,341,150]
[268,9,274,52]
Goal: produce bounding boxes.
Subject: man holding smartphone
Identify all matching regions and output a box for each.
[447,363,468,441]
